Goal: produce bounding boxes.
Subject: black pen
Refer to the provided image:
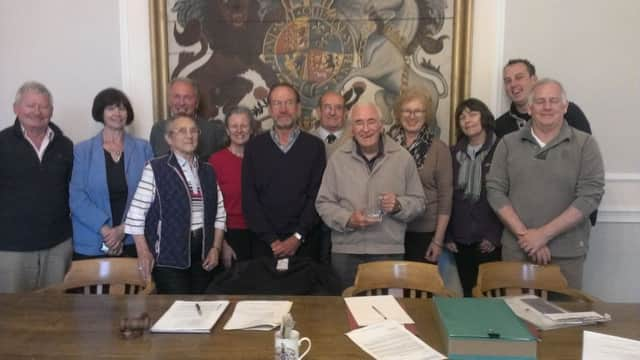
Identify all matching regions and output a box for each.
[371,305,387,320]
[195,303,202,316]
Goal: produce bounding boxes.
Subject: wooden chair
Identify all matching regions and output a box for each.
[342,260,456,298]
[472,261,597,302]
[40,258,154,295]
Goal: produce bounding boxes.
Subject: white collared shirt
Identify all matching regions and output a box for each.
[316,126,343,143]
[21,125,54,161]
[530,128,547,148]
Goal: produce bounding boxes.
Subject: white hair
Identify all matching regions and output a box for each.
[349,102,383,123]
[528,78,568,106]
[14,81,53,106]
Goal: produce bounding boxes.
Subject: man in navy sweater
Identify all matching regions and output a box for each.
[242,83,326,261]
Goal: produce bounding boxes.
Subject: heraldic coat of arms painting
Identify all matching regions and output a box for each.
[152,0,472,141]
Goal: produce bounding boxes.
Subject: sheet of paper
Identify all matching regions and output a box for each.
[151,300,229,333]
[223,300,293,331]
[546,311,610,323]
[346,320,445,360]
[345,295,414,326]
[583,331,640,360]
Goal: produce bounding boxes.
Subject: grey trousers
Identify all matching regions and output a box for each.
[0,238,72,293]
[331,253,404,290]
[502,244,586,289]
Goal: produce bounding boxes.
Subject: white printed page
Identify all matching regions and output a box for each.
[223,301,293,331]
[151,300,229,333]
[583,331,640,360]
[344,295,414,326]
[346,320,445,360]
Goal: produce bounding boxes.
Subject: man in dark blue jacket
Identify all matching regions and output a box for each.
[0,81,73,293]
[496,59,592,137]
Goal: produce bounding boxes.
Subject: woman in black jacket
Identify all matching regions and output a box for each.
[446,98,503,297]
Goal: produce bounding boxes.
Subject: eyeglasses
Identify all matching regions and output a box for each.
[401,109,426,117]
[171,127,201,136]
[270,100,297,108]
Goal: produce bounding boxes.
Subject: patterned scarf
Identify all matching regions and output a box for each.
[388,123,434,169]
[455,134,495,202]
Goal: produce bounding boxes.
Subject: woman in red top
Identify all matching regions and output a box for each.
[209,106,258,267]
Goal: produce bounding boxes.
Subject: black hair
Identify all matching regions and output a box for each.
[454,98,495,141]
[91,88,134,124]
[505,58,536,76]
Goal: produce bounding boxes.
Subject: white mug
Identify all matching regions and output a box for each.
[274,329,311,360]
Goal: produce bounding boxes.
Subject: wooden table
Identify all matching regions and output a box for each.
[0,294,637,359]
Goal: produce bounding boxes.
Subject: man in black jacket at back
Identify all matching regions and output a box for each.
[496,59,597,225]
[496,59,591,137]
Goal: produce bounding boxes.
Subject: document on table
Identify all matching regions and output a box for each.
[346,320,445,360]
[344,295,414,326]
[583,331,640,360]
[223,300,292,331]
[151,300,229,333]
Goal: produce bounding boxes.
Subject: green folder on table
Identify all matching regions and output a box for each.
[433,297,537,360]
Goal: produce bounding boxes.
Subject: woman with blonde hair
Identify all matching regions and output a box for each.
[388,88,453,263]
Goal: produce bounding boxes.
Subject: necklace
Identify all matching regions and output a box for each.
[103,139,124,163]
[107,150,122,163]
[110,151,122,162]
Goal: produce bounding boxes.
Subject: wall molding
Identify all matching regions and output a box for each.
[118,0,154,138]
[605,172,640,182]
[493,0,506,114]
[599,172,640,223]
[597,208,640,223]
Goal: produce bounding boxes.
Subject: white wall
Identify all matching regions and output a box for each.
[0,0,152,142]
[1,0,638,301]
[471,0,640,302]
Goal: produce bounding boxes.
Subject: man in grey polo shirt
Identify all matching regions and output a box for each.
[486,78,604,289]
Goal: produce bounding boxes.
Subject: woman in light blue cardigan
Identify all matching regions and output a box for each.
[70,88,153,258]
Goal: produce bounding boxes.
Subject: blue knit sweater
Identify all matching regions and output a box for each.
[242,131,326,244]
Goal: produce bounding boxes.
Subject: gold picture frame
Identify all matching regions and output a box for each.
[149,0,473,143]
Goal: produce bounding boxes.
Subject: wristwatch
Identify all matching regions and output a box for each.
[293,232,304,243]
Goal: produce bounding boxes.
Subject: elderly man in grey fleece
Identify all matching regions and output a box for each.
[486,78,604,289]
[315,102,426,289]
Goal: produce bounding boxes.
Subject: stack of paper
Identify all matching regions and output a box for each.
[346,320,445,360]
[223,300,292,331]
[151,300,229,333]
[344,295,414,326]
[504,295,610,330]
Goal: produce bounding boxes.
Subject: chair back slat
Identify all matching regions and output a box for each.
[342,261,456,298]
[472,261,596,302]
[39,258,154,295]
